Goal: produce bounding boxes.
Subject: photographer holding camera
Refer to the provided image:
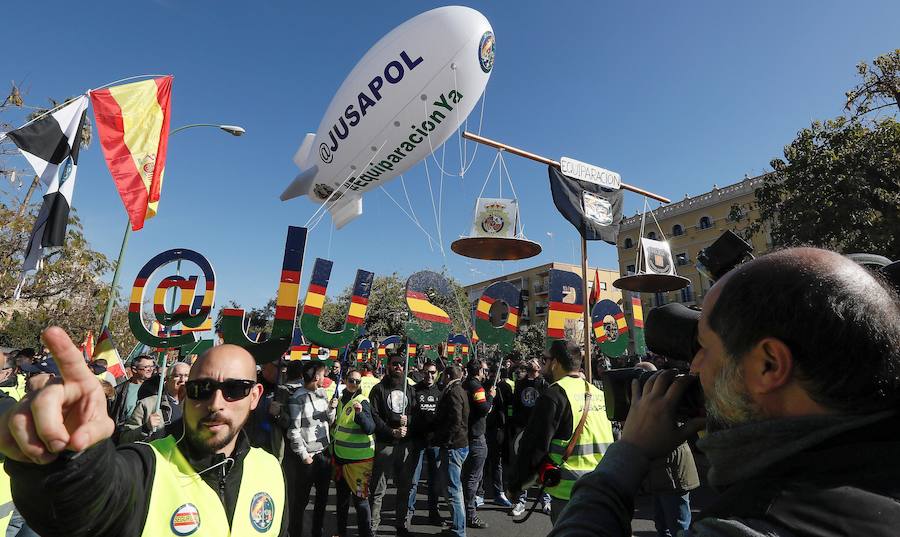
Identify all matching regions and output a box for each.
[551,247,900,536]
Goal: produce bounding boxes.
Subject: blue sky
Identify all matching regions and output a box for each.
[2,0,898,314]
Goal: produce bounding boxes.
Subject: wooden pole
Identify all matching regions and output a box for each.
[581,235,592,383]
[462,131,671,204]
[16,175,40,217]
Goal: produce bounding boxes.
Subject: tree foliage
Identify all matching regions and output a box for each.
[755,51,900,260]
[0,202,135,352]
[845,49,900,117]
[513,321,546,362]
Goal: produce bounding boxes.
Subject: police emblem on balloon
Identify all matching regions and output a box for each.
[249,492,275,532]
[479,31,495,73]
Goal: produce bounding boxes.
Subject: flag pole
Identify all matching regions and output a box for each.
[581,234,592,384]
[461,132,671,204]
[100,219,132,332]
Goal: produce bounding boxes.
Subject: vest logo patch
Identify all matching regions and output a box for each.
[250,492,275,532]
[170,503,200,535]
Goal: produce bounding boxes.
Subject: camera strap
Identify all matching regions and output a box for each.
[562,381,593,464]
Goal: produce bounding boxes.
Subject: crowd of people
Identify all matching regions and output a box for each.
[0,246,898,537]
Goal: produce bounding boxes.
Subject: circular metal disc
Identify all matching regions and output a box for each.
[613,274,692,292]
[451,237,542,261]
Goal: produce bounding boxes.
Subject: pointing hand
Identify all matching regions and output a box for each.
[0,327,115,464]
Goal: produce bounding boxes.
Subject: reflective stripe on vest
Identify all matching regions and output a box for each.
[545,376,615,500]
[141,435,285,536]
[334,392,375,460]
[359,376,378,398]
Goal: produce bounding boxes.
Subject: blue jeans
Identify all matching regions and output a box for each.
[461,435,488,521]
[441,446,469,537]
[407,442,442,517]
[653,492,691,537]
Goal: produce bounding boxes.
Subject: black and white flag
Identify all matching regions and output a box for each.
[548,165,624,244]
[6,96,89,294]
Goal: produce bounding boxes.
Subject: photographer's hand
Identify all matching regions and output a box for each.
[619,370,705,460]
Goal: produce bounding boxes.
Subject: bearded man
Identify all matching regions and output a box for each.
[551,247,900,537]
[0,334,288,536]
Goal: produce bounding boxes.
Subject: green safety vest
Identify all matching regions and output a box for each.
[546,375,615,501]
[333,392,375,461]
[359,375,378,398]
[504,378,515,417]
[0,374,26,402]
[141,435,285,536]
[0,464,12,533]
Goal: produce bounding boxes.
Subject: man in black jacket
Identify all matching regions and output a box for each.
[1,328,288,536]
[461,358,495,529]
[405,360,443,525]
[368,352,415,535]
[551,248,900,537]
[110,354,155,438]
[433,364,469,537]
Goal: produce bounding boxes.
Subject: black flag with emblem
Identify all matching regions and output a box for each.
[547,165,624,244]
[6,96,89,289]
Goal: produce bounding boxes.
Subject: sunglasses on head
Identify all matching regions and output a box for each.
[185,379,256,402]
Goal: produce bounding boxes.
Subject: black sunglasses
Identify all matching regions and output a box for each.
[390,362,404,368]
[185,379,256,402]
[346,378,362,385]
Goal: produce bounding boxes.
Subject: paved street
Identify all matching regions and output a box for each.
[304,459,717,537]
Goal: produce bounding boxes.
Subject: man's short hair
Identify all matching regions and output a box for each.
[132,355,154,367]
[465,358,484,377]
[444,364,462,381]
[548,340,583,372]
[302,361,326,384]
[708,248,900,413]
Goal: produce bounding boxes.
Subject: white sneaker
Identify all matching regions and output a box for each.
[511,501,526,517]
[541,501,552,516]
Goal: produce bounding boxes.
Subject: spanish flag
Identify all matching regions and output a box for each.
[90,76,173,231]
[93,328,126,383]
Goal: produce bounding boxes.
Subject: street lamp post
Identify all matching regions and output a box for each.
[99,123,246,334]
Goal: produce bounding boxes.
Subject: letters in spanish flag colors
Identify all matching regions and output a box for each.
[300,258,374,352]
[220,226,307,363]
[545,269,584,349]
[474,281,520,353]
[129,248,216,350]
[592,299,629,357]
[404,271,453,362]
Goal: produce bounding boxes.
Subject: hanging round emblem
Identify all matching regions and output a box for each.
[521,386,539,408]
[170,503,201,535]
[249,492,275,532]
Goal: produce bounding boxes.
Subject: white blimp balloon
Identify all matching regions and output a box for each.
[280,6,494,228]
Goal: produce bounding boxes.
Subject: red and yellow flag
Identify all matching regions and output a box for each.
[90,76,173,231]
[93,328,126,382]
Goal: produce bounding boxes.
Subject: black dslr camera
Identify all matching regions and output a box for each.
[600,231,754,422]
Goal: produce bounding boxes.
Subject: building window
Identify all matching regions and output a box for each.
[623,237,633,249]
[699,216,712,230]
[676,252,688,266]
[599,281,607,291]
[681,284,694,303]
[654,292,666,307]
[672,224,684,236]
[647,231,657,240]
[626,265,636,275]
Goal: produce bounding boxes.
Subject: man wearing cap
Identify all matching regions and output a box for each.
[0,327,288,536]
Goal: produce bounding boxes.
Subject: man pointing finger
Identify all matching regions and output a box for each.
[1,327,289,537]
